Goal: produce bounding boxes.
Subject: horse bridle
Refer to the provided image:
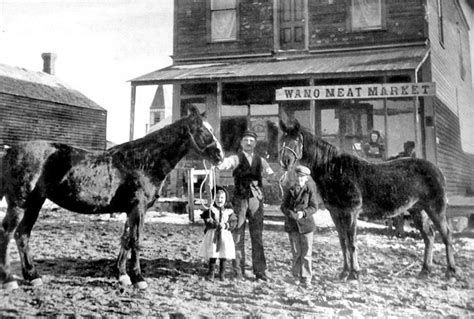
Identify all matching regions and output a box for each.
[188,131,218,154]
[279,134,304,162]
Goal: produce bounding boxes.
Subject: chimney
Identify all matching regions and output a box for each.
[41,53,57,75]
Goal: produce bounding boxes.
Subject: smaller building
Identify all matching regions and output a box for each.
[0,53,107,151]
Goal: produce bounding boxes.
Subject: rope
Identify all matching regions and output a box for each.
[278,170,288,198]
[199,160,216,210]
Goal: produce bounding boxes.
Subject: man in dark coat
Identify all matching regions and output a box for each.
[280,165,319,287]
[217,129,274,281]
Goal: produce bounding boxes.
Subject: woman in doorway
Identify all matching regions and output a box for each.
[363,130,385,162]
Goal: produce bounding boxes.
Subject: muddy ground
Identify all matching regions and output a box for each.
[0,207,473,318]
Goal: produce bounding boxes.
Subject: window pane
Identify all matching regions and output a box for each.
[212,10,236,41]
[386,99,416,159]
[211,0,236,10]
[364,100,385,162]
[352,0,382,30]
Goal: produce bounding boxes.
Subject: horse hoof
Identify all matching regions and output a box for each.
[4,281,19,291]
[118,275,132,286]
[134,281,148,290]
[338,272,349,281]
[446,267,459,279]
[30,278,43,287]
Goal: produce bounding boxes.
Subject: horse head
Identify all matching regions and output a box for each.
[186,105,224,165]
[279,119,304,171]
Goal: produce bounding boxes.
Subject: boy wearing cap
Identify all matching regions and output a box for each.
[280,165,318,287]
[217,129,274,281]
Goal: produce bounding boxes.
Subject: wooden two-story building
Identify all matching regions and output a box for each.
[131,0,473,200]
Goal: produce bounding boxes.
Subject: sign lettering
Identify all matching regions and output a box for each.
[275,82,436,101]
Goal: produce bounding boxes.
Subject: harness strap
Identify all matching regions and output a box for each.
[188,131,217,154]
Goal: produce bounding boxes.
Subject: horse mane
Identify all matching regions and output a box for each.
[106,115,194,179]
[298,127,339,170]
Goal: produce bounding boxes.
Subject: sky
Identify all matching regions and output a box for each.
[0,0,473,145]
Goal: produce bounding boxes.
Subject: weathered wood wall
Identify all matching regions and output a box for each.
[174,0,427,61]
[435,98,474,195]
[0,94,107,151]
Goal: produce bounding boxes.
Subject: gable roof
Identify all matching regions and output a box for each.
[0,63,105,111]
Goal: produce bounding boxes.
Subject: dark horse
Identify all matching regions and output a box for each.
[279,120,457,280]
[0,106,224,290]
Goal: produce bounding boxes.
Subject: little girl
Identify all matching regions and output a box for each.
[199,186,237,281]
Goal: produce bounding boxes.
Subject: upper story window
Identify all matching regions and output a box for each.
[437,0,444,45]
[351,0,384,31]
[211,0,237,42]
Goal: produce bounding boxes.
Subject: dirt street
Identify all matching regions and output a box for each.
[0,208,472,317]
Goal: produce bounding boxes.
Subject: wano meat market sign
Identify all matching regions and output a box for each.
[276,82,436,100]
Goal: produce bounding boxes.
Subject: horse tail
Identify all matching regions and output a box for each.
[419,159,448,216]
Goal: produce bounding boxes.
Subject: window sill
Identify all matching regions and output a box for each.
[209,39,238,44]
[349,27,387,33]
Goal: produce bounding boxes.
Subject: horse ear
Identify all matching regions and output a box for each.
[279,119,288,132]
[187,104,200,116]
[200,111,207,119]
[294,119,301,132]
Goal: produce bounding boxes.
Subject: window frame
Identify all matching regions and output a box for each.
[208,0,239,43]
[458,27,465,81]
[348,0,386,32]
[437,0,445,46]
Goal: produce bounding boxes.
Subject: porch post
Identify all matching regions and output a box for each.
[129,84,136,141]
[383,77,388,160]
[309,78,316,135]
[412,71,421,159]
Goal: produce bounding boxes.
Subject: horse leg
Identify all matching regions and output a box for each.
[14,189,45,286]
[411,209,435,277]
[0,205,23,290]
[128,204,147,289]
[117,218,132,286]
[424,202,457,278]
[343,209,360,280]
[116,203,147,289]
[329,209,350,280]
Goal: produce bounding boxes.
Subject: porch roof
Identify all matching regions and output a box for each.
[131,46,429,85]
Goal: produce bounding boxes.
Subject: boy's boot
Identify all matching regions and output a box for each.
[218,259,226,281]
[206,258,217,281]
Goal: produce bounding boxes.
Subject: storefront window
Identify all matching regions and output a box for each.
[279,100,312,131]
[363,100,385,162]
[317,98,416,162]
[386,98,416,159]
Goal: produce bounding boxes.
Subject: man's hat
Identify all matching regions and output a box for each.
[295,165,311,176]
[242,129,257,140]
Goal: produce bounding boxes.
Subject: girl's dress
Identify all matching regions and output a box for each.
[199,206,236,259]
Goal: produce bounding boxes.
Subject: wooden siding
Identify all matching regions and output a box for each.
[308,0,426,50]
[174,0,274,60]
[428,0,472,114]
[173,0,427,61]
[435,97,474,196]
[0,94,107,151]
